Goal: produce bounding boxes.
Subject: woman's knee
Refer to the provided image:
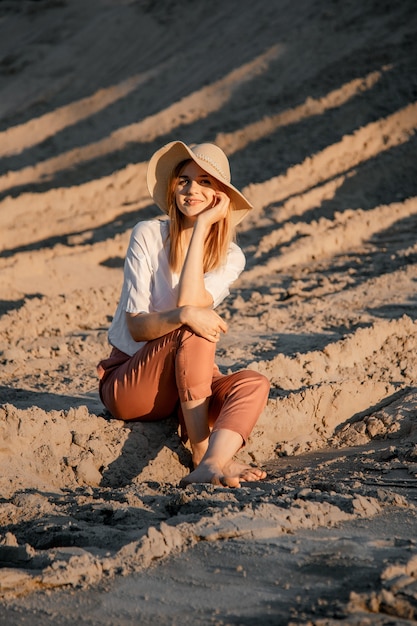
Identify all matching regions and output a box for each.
[247,371,270,407]
[255,371,271,397]
[235,369,270,396]
[213,370,270,413]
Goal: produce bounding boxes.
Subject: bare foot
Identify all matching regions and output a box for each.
[223,459,267,482]
[180,460,241,488]
[179,459,267,488]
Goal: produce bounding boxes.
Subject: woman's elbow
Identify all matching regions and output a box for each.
[126,312,144,341]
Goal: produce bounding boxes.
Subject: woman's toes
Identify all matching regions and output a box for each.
[240,468,267,482]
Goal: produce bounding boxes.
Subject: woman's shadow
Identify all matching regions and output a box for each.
[100,412,192,488]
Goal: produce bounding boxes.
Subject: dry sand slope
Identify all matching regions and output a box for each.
[1,0,417,623]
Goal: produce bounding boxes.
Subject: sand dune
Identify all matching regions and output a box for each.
[1,0,417,623]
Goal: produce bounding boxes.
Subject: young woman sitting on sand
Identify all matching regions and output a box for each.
[97,141,270,487]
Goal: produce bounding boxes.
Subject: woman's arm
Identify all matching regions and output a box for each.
[177,192,230,307]
[126,305,227,343]
[126,308,184,342]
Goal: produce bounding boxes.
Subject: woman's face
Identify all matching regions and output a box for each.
[174,161,218,225]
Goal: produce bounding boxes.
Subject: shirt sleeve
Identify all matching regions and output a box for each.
[204,242,246,308]
[124,223,153,314]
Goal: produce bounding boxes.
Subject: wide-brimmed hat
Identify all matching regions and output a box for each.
[146,141,253,226]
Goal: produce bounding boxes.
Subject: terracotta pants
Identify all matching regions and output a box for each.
[98,327,270,443]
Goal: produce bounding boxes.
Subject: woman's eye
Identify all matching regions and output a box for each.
[200,178,212,186]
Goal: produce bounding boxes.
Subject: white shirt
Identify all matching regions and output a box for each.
[108,218,245,356]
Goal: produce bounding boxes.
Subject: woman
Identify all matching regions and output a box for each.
[98,141,270,487]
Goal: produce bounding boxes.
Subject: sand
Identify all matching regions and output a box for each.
[0,0,417,623]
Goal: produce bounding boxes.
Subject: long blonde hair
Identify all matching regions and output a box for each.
[166,160,234,273]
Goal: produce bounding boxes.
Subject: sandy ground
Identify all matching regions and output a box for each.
[0,0,417,623]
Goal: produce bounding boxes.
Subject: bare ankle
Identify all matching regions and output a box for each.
[192,454,203,468]
[191,443,208,468]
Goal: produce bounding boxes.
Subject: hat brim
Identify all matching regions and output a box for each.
[146,141,253,227]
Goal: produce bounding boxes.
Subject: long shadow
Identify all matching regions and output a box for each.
[0,3,174,132]
[272,135,417,228]
[0,4,284,189]
[0,294,43,317]
[7,76,394,265]
[2,487,161,552]
[333,386,417,435]
[0,386,104,414]
[100,416,191,488]
[370,298,417,320]
[0,50,412,204]
[0,203,159,259]
[322,214,417,314]
[217,330,340,367]
[239,167,417,286]
[230,6,417,194]
[1,0,281,134]
[0,385,191,488]
[0,43,279,174]
[276,245,417,323]
[1,1,415,204]
[245,129,417,261]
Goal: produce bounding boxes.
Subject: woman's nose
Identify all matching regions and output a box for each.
[186,179,199,193]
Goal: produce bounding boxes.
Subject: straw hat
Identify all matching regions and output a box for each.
[146,141,253,226]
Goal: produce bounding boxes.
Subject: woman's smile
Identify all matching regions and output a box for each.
[175,161,217,223]
[184,198,203,205]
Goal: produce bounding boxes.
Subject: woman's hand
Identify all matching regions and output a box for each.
[180,305,228,342]
[195,191,230,229]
